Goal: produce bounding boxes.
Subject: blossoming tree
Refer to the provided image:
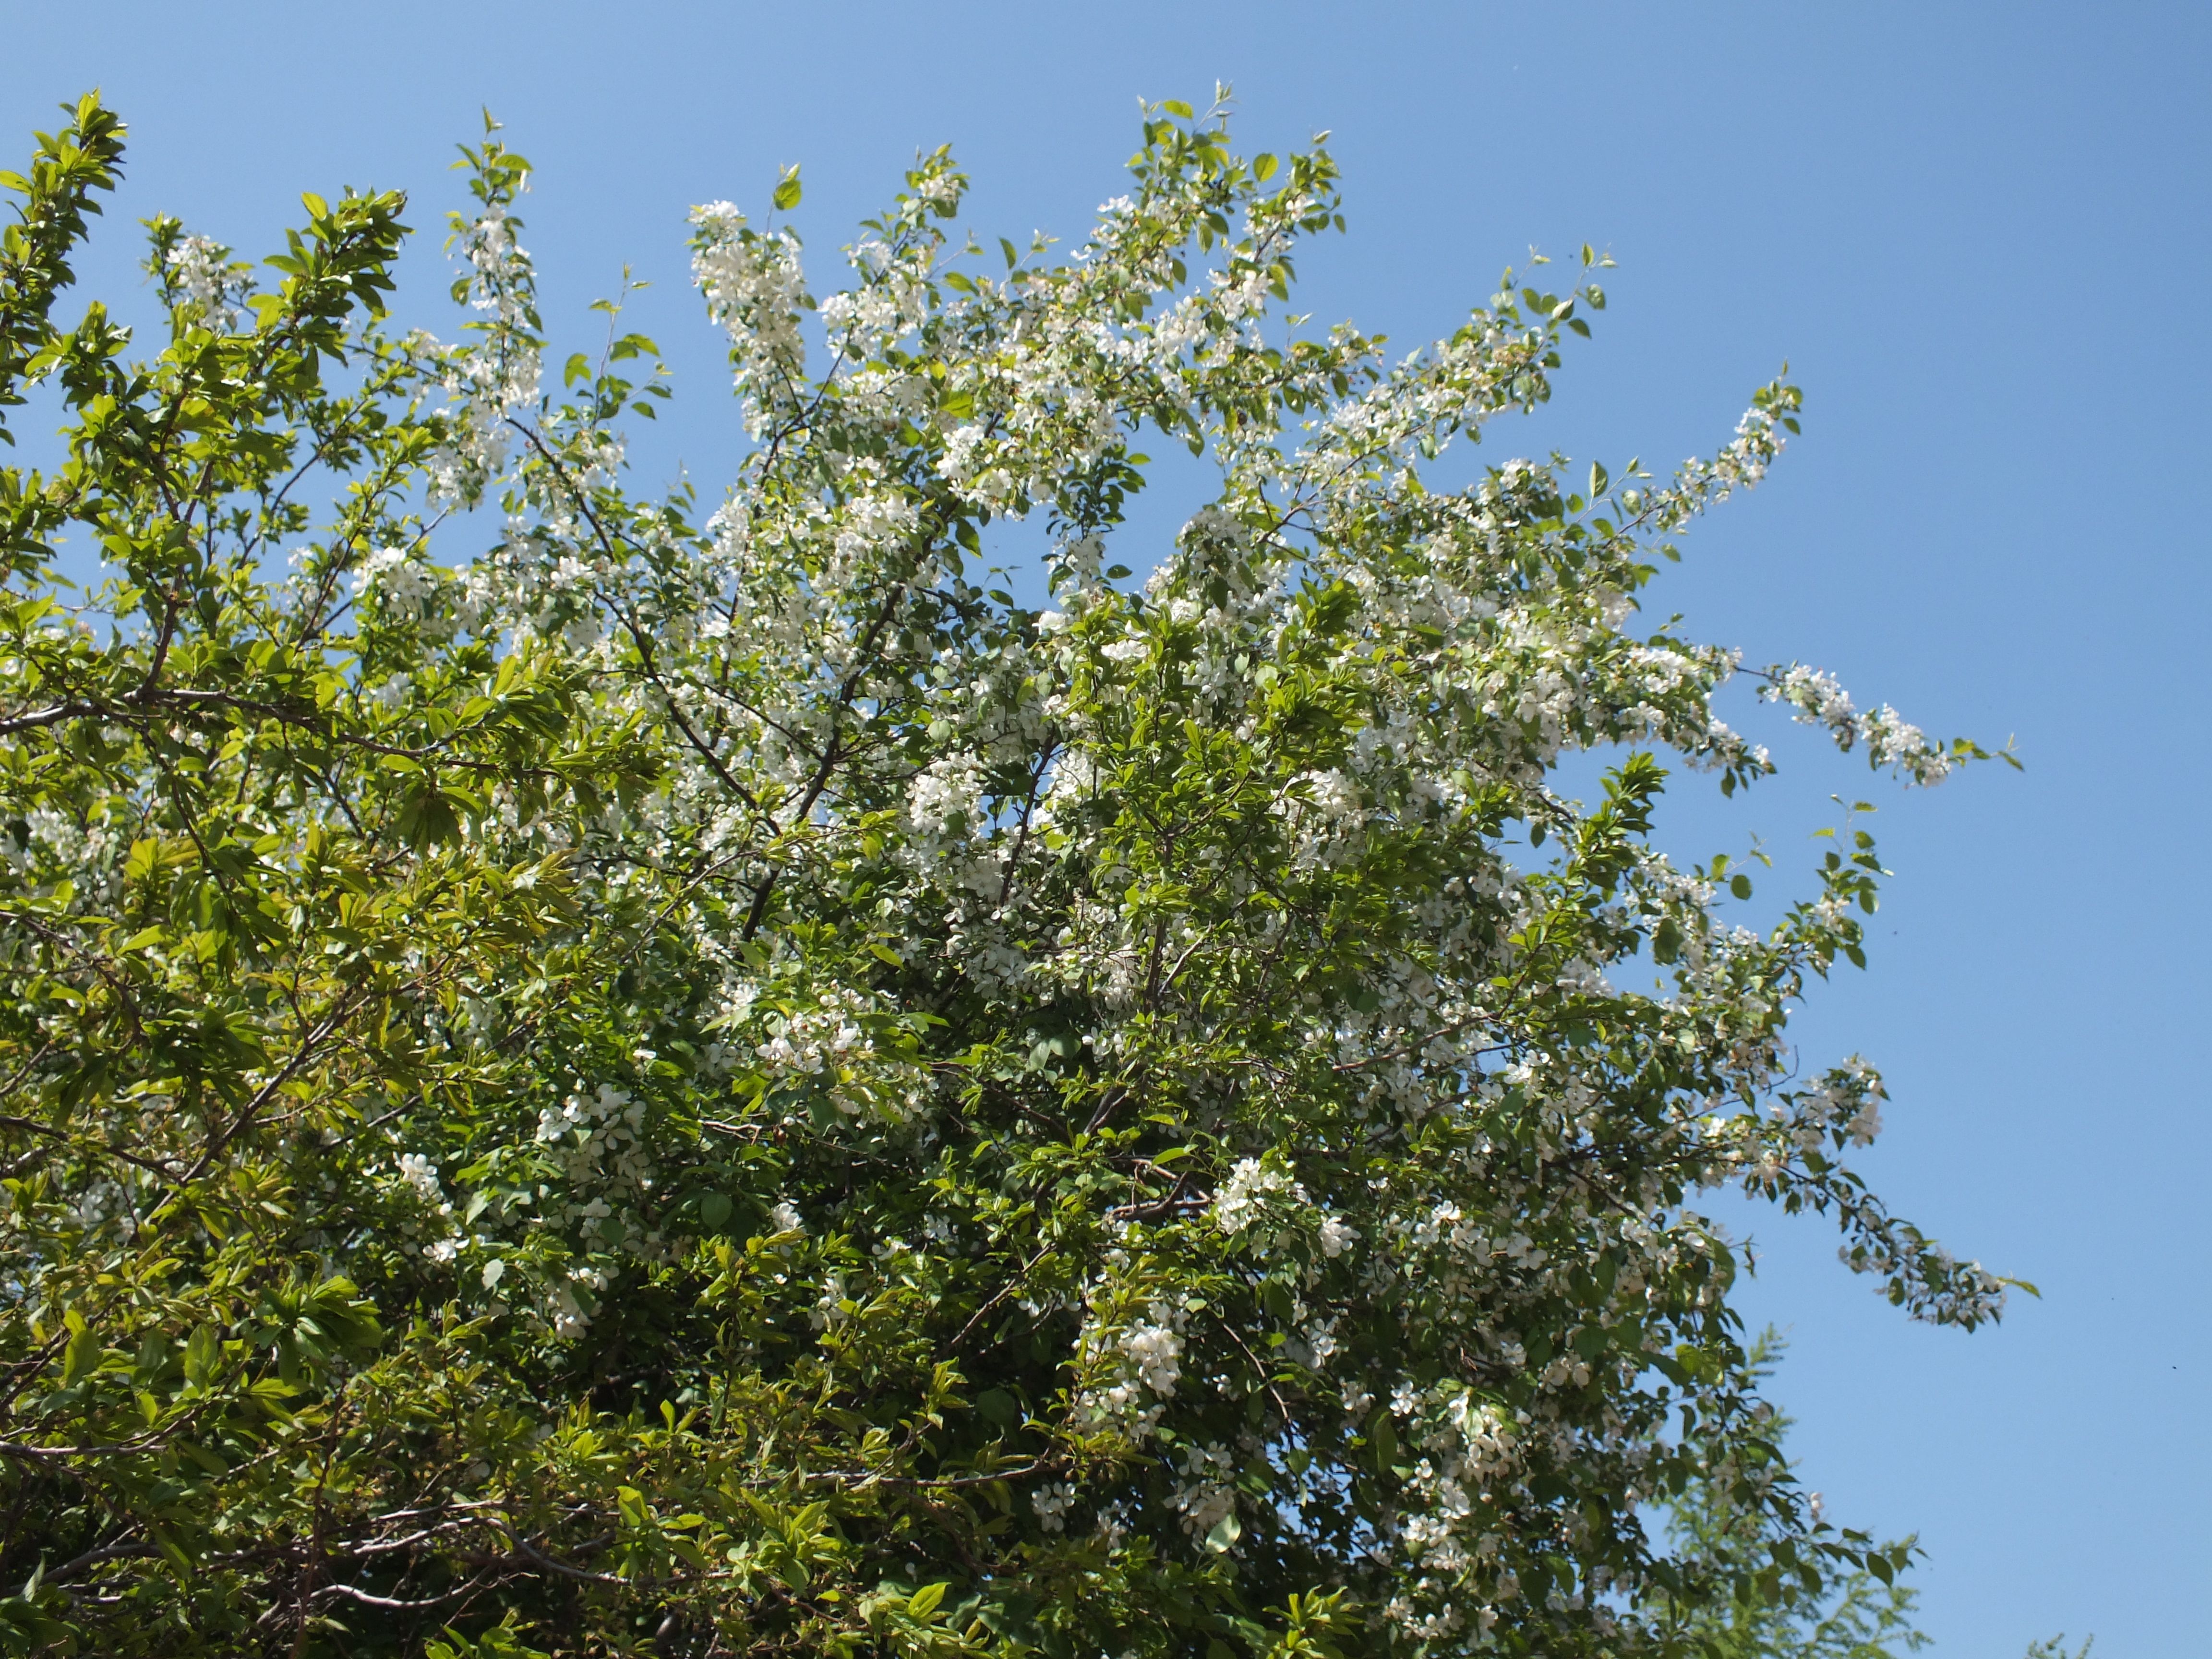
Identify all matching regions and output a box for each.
[0,91,2015,1657]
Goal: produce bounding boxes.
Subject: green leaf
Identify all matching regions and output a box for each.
[907,1581,948,1620]
[1370,1412,1397,1473]
[182,1322,220,1391]
[60,1315,97,1387]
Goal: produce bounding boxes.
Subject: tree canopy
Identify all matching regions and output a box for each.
[1655,1336,1927,1659]
[0,90,2016,1657]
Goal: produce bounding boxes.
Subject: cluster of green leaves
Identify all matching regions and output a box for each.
[1654,1337,1925,1659]
[0,96,663,1654]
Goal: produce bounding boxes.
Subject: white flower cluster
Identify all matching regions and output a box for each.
[525,1081,665,1285]
[1168,1441,1239,1539]
[749,987,927,1124]
[1781,1059,1887,1150]
[1030,1480,1077,1533]
[753,999,865,1080]
[164,233,243,332]
[689,202,808,436]
[1761,662,1955,784]
[827,482,919,586]
[1274,769,1365,868]
[1212,1157,1305,1235]
[351,544,436,614]
[1123,1317,1184,1395]
[1074,1301,1185,1439]
[383,1150,460,1262]
[429,192,542,506]
[546,1263,609,1341]
[1668,397,1791,510]
[1374,1388,1532,1629]
[907,754,985,851]
[396,1152,444,1202]
[819,235,933,362]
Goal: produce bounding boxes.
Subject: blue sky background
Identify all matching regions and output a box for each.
[7,3,2206,1650]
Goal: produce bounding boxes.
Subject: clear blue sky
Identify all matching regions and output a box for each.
[8,4,2206,1651]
